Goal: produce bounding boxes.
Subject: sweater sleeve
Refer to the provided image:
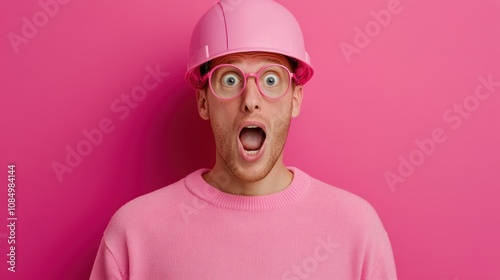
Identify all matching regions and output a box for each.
[353,197,397,280]
[90,206,131,280]
[89,239,125,280]
[365,230,397,280]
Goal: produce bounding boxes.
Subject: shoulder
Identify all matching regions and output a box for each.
[300,170,385,230]
[309,174,375,209]
[105,174,194,235]
[119,178,186,213]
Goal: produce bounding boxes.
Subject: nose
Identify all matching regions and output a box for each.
[240,76,261,113]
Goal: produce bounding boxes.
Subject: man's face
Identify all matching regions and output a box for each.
[196,52,303,183]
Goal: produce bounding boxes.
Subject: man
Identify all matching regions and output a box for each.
[91,0,397,279]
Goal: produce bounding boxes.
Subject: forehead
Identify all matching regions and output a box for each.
[211,52,291,69]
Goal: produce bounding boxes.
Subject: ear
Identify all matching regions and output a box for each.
[196,89,210,120]
[291,85,303,118]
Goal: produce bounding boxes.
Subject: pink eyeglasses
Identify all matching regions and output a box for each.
[201,64,297,100]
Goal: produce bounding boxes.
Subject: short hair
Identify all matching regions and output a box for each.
[199,56,298,77]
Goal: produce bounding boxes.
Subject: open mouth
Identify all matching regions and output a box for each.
[239,126,266,154]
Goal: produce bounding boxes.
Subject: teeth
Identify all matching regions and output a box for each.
[244,150,259,155]
[246,126,258,129]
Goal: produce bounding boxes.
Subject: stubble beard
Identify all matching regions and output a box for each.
[209,110,292,184]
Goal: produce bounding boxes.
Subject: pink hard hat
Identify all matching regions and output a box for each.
[185,0,314,89]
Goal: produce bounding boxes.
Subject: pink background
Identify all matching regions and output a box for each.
[1,0,499,279]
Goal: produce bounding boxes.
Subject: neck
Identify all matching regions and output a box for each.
[202,158,293,196]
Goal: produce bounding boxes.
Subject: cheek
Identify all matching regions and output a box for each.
[207,100,238,129]
[271,100,293,123]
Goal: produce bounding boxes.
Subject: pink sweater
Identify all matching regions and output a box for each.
[90,168,397,279]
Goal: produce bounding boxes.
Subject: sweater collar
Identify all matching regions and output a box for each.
[184,167,310,211]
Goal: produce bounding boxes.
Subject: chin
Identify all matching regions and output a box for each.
[232,153,280,183]
[233,165,269,183]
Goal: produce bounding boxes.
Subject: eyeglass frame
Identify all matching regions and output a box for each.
[200,63,298,100]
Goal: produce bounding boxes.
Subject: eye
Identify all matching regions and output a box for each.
[264,74,279,86]
[221,73,241,86]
